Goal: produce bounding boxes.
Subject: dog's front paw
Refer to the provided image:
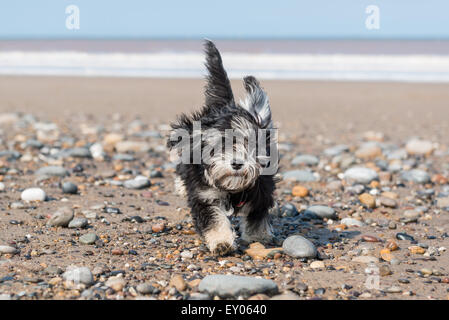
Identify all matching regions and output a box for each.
[241,219,274,244]
[204,226,236,256]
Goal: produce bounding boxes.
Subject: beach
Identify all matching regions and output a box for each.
[0,75,449,300]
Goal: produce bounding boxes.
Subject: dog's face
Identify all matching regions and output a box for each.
[202,112,268,193]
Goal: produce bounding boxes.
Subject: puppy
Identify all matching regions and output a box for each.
[167,40,278,255]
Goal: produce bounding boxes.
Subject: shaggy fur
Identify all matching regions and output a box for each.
[167,40,278,255]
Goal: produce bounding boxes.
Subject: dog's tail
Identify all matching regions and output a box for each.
[204,40,234,108]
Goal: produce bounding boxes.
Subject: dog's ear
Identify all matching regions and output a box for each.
[204,40,235,108]
[241,76,272,128]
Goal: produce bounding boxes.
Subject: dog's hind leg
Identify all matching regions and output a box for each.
[191,202,236,255]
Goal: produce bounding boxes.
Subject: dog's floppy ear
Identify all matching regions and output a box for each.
[204,40,235,108]
[241,76,272,128]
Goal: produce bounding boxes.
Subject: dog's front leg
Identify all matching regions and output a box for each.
[191,203,236,255]
[240,204,274,244]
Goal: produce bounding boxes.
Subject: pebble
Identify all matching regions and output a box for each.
[379,265,392,276]
[79,233,97,245]
[400,170,431,184]
[123,176,151,190]
[62,182,78,194]
[324,145,349,157]
[408,246,426,254]
[386,286,402,293]
[291,154,319,166]
[379,196,397,208]
[359,193,376,208]
[151,223,165,233]
[403,209,420,222]
[340,217,365,227]
[282,235,317,258]
[282,170,317,182]
[136,283,156,295]
[21,188,46,202]
[245,242,283,260]
[35,166,69,177]
[380,248,393,261]
[198,275,278,298]
[292,185,309,197]
[310,261,325,269]
[115,141,151,153]
[170,274,187,291]
[0,245,18,255]
[180,250,194,259]
[437,197,449,209]
[304,205,336,219]
[355,143,382,159]
[62,267,94,286]
[280,203,299,217]
[47,207,74,227]
[405,139,433,155]
[68,217,88,229]
[105,276,127,291]
[0,182,4,191]
[396,233,415,242]
[344,167,379,184]
[352,256,379,264]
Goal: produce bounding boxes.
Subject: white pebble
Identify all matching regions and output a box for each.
[21,188,46,202]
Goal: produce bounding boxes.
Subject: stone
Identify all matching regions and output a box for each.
[291,154,319,166]
[115,141,150,153]
[21,188,46,201]
[280,203,299,217]
[324,145,349,157]
[379,265,392,276]
[136,283,155,295]
[355,143,382,159]
[292,185,309,197]
[359,193,376,208]
[379,197,397,208]
[304,205,336,219]
[62,267,94,286]
[0,245,18,255]
[35,166,69,177]
[405,139,433,155]
[344,167,378,184]
[380,249,393,262]
[408,246,426,254]
[282,235,317,258]
[170,274,187,291]
[79,233,97,245]
[340,217,365,227]
[352,256,379,264]
[68,218,88,229]
[198,275,278,298]
[245,242,283,260]
[47,207,74,227]
[282,170,317,182]
[403,210,420,222]
[106,276,127,291]
[123,176,151,190]
[437,197,449,209]
[62,182,78,194]
[310,261,325,269]
[0,182,5,192]
[400,170,431,184]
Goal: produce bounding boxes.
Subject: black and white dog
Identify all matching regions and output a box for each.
[167,40,278,255]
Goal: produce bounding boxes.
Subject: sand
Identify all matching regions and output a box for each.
[0,76,448,300]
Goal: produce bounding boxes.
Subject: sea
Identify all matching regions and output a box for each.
[1,39,449,82]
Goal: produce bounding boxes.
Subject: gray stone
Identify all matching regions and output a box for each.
[282,170,317,182]
[79,233,97,245]
[0,182,5,192]
[136,283,155,295]
[282,235,317,258]
[47,207,74,227]
[341,217,365,227]
[324,145,349,157]
[59,147,92,159]
[35,166,69,177]
[344,167,379,184]
[198,275,278,298]
[0,293,11,300]
[291,154,319,166]
[406,139,433,155]
[62,266,94,286]
[68,217,88,229]
[304,205,336,219]
[21,188,46,201]
[400,170,431,184]
[352,256,379,264]
[62,182,78,194]
[123,176,151,190]
[0,245,18,255]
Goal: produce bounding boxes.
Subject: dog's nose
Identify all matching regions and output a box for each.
[231,162,243,170]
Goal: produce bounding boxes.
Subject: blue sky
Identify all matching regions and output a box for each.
[0,0,448,39]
